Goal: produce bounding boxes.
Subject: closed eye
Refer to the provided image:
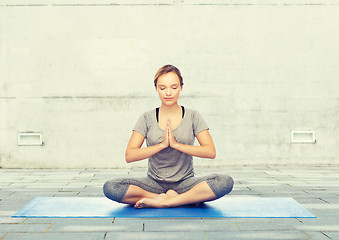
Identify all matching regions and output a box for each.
[158,84,179,90]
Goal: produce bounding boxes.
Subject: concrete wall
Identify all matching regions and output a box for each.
[1,0,338,168]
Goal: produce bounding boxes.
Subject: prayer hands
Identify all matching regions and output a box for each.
[167,119,178,148]
[161,119,178,149]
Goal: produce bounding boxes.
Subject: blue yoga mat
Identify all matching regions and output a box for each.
[12,196,315,218]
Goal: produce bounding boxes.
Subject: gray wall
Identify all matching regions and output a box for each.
[1,0,338,168]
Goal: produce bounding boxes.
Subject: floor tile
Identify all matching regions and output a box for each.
[0,223,51,233]
[3,232,105,240]
[105,231,206,240]
[206,230,310,240]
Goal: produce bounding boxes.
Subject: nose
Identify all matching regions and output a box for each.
[165,89,171,96]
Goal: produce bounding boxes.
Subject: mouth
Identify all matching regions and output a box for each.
[164,97,173,101]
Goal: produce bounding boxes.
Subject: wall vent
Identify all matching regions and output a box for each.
[18,133,43,146]
[291,131,315,143]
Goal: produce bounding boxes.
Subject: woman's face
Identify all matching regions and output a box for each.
[156,72,182,106]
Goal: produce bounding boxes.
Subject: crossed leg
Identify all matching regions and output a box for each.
[122,181,216,209]
[121,185,159,205]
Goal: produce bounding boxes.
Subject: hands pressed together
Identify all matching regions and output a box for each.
[161,119,178,149]
[125,115,215,163]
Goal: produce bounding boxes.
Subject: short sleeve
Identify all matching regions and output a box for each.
[192,111,209,137]
[132,113,148,137]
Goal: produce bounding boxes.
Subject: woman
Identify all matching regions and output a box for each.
[103,65,233,208]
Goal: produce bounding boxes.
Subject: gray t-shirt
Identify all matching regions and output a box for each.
[133,108,209,182]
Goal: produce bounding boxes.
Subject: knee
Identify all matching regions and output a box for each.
[223,174,234,194]
[206,174,234,199]
[103,179,129,203]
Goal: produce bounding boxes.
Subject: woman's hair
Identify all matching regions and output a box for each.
[154,64,184,87]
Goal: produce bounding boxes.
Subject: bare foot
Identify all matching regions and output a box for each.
[134,198,166,208]
[155,193,168,201]
[134,190,179,209]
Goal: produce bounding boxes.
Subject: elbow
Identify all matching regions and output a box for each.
[125,151,132,163]
[203,146,216,159]
[210,148,216,159]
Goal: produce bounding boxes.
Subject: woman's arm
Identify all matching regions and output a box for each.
[169,126,216,159]
[125,130,169,163]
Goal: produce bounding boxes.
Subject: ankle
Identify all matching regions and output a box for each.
[166,189,179,198]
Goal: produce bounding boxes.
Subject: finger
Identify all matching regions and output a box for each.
[168,127,173,140]
[166,124,169,133]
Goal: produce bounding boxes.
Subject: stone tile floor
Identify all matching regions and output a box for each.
[0,166,338,240]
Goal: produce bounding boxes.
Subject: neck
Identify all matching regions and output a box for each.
[159,103,180,113]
